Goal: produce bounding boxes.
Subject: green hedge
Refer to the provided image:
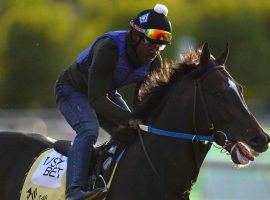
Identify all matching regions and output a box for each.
[0,3,75,108]
[0,0,270,108]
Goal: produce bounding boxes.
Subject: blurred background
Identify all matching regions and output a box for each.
[0,0,269,199]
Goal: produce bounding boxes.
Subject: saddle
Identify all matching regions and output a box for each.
[88,140,126,190]
[54,140,125,192]
[53,127,137,193]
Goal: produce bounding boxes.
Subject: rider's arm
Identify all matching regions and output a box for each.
[88,38,134,126]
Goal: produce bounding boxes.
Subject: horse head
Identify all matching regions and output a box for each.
[195,43,269,166]
[137,42,269,168]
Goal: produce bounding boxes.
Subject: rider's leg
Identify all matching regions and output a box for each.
[67,122,97,189]
[55,83,104,200]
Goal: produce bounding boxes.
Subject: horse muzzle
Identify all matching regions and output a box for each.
[229,132,269,167]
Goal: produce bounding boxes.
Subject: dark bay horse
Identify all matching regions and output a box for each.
[0,43,269,200]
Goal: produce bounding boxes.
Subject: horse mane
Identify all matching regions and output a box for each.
[137,48,201,103]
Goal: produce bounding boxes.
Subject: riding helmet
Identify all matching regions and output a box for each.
[130,4,172,45]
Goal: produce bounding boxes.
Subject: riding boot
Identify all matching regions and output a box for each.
[66,125,106,200]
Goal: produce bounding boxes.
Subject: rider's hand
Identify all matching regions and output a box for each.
[128,119,142,129]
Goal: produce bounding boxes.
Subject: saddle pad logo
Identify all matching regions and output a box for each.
[31,150,67,188]
[139,13,149,24]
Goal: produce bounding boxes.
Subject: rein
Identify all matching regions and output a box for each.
[139,125,214,142]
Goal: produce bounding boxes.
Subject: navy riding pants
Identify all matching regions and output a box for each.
[54,83,130,190]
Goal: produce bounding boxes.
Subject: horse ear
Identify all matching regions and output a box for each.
[216,43,229,65]
[199,42,211,66]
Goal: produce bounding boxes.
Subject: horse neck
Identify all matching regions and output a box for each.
[149,77,196,131]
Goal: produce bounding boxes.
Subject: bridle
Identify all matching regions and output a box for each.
[190,65,231,192]
[138,65,232,196]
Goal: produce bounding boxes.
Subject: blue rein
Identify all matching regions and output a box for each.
[139,125,214,142]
